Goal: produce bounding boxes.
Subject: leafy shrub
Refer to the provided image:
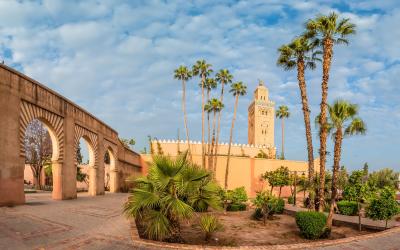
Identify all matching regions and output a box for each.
[337,200,358,216]
[295,211,327,239]
[227,203,246,211]
[366,186,400,228]
[226,187,248,204]
[275,198,285,214]
[199,215,223,241]
[288,196,294,205]
[252,191,282,224]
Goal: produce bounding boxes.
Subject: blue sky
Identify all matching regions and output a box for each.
[1,0,399,171]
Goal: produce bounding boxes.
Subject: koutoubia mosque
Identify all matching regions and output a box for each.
[148,82,315,197]
[0,64,313,206]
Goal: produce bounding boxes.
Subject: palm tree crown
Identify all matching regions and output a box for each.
[174,65,192,81]
[305,12,356,45]
[276,105,290,119]
[207,98,224,113]
[215,69,233,86]
[327,100,366,136]
[203,78,217,91]
[192,60,213,78]
[277,36,320,71]
[229,82,247,96]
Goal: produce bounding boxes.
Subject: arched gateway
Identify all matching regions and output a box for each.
[0,64,142,206]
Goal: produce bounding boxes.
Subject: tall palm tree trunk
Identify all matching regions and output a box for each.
[281,118,285,159]
[297,58,315,208]
[210,111,217,172]
[327,128,343,230]
[213,83,225,173]
[224,96,239,189]
[201,76,206,168]
[318,38,333,212]
[207,90,211,169]
[182,80,192,161]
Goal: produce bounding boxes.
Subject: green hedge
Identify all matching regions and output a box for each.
[275,198,285,214]
[227,202,246,211]
[337,200,358,216]
[295,211,327,239]
[288,196,294,205]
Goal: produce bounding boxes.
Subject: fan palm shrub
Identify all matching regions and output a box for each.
[123,152,221,242]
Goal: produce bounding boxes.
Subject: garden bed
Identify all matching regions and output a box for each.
[132,209,373,247]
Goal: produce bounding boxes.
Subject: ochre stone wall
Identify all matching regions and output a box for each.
[0,64,143,206]
[141,153,318,198]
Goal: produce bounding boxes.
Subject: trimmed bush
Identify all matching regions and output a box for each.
[337,200,358,216]
[295,211,327,239]
[275,198,285,214]
[227,203,246,211]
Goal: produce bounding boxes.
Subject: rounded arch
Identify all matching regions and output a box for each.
[20,101,64,162]
[103,141,118,193]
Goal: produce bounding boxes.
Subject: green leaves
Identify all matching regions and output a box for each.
[199,215,223,241]
[123,152,222,241]
[366,187,400,225]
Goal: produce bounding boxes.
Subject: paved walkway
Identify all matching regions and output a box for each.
[0,192,133,250]
[0,193,398,250]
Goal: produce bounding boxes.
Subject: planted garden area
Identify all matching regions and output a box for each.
[122,153,396,247]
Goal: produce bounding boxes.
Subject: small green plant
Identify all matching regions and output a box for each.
[366,186,400,229]
[275,198,285,214]
[224,186,248,211]
[337,200,358,216]
[295,211,328,239]
[252,191,281,225]
[199,215,223,241]
[288,195,294,205]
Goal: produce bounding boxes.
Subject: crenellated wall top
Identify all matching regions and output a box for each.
[151,139,276,149]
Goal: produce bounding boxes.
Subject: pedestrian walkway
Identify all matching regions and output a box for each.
[1,193,398,249]
[0,192,133,250]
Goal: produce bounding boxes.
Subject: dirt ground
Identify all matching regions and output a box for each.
[179,210,373,247]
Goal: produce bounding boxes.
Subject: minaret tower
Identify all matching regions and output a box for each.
[248,80,275,147]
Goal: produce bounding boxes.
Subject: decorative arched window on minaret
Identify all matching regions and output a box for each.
[247,80,275,147]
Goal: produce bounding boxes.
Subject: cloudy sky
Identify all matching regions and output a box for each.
[1,0,399,171]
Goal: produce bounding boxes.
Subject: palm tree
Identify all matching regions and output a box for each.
[203,78,217,167]
[275,105,290,160]
[277,36,320,195]
[306,13,356,211]
[206,98,224,173]
[323,100,366,230]
[123,152,221,242]
[174,66,193,159]
[192,60,213,168]
[214,69,233,173]
[224,82,247,189]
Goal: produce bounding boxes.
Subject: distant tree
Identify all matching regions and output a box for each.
[276,105,290,160]
[366,186,400,229]
[368,168,399,190]
[174,65,193,159]
[24,119,52,190]
[263,166,290,197]
[148,135,154,155]
[225,82,247,189]
[338,166,349,192]
[342,170,373,231]
[214,69,233,171]
[256,150,268,159]
[363,162,369,177]
[120,138,136,149]
[192,60,213,168]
